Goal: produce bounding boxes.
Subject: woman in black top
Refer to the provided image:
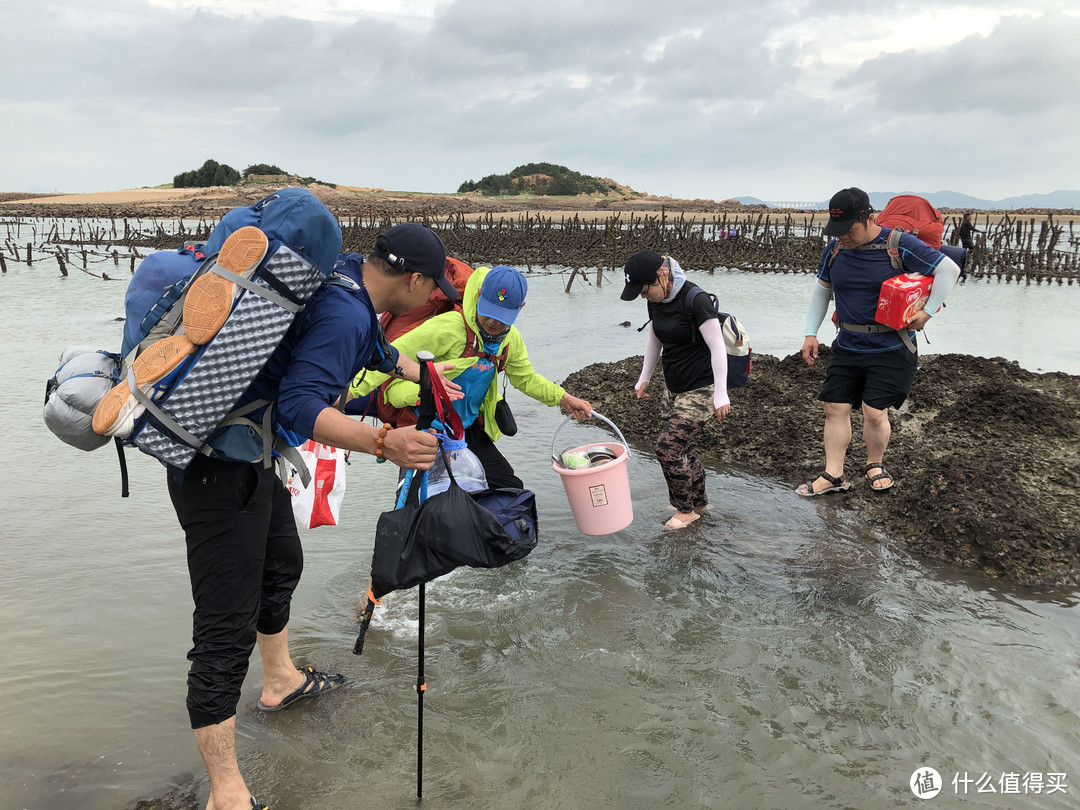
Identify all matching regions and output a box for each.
[620,251,732,529]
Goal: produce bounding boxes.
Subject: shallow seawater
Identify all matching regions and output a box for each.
[2,248,1078,809]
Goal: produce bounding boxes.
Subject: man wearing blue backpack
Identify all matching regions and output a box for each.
[164,213,460,810]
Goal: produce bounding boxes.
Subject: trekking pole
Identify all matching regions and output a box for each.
[417,579,426,801]
[413,350,436,801]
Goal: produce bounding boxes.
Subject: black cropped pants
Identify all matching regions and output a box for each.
[167,455,303,729]
[465,423,523,490]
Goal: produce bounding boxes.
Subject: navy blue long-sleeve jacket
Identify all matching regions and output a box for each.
[241,253,398,440]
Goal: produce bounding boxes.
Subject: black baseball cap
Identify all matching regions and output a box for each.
[824,187,872,237]
[372,223,456,300]
[620,250,664,300]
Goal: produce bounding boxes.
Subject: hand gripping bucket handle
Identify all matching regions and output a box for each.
[550,411,633,536]
[550,411,631,463]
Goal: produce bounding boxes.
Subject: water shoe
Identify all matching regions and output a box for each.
[182,225,268,345]
[92,333,197,437]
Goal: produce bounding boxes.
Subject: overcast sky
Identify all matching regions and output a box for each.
[3,0,1076,202]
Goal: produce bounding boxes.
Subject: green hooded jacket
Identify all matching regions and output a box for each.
[350,266,565,441]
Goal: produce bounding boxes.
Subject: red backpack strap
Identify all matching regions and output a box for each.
[375,378,414,427]
[459,307,507,369]
[458,307,478,358]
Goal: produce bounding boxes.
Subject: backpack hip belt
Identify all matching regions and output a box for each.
[836,320,917,354]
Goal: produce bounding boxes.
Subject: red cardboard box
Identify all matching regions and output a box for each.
[876,273,933,330]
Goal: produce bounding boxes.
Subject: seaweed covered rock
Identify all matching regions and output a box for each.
[563,352,1080,587]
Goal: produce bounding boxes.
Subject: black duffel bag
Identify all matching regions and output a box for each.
[370,453,537,600]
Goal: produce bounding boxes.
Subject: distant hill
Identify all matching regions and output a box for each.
[868,190,1080,211]
[458,163,636,197]
[993,190,1080,210]
[738,190,1080,211]
[171,159,335,189]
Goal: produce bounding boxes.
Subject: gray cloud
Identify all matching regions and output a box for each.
[2,0,1076,200]
[853,11,1080,115]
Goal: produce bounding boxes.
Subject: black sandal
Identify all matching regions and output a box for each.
[865,463,894,491]
[256,666,345,712]
[796,471,851,498]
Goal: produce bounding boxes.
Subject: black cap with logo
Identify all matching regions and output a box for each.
[824,187,872,237]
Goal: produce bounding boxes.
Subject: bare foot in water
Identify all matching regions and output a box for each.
[663,511,700,529]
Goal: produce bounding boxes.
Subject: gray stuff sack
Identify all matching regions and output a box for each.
[43,347,121,451]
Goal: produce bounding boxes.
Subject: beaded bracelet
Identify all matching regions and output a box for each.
[374,423,391,463]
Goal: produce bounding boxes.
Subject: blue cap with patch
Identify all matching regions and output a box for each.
[477,266,527,327]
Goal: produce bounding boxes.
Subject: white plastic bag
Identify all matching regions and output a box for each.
[287,440,346,528]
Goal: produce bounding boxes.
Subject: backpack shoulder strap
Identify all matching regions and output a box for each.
[826,243,841,269]
[683,285,702,309]
[682,284,718,309]
[884,227,904,270]
[460,308,509,371]
[458,307,478,358]
[681,284,718,313]
[830,230,903,270]
[682,285,721,344]
[326,271,360,291]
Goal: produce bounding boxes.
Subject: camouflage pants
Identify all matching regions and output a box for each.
[657,386,714,513]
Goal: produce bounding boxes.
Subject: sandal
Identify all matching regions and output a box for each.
[795,471,851,498]
[256,666,344,712]
[865,463,894,491]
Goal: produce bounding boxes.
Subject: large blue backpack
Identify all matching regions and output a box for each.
[44,188,344,494]
[121,244,206,357]
[204,187,341,277]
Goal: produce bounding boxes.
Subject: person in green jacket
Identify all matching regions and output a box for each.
[351,265,592,488]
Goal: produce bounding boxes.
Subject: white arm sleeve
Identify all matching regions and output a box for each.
[804,280,833,336]
[698,318,730,408]
[636,324,662,389]
[924,256,961,316]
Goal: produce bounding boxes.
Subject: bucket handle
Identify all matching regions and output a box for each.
[550,410,631,463]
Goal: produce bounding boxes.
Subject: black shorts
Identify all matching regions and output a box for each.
[818,345,918,410]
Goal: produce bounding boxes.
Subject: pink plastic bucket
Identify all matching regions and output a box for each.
[551,413,633,535]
